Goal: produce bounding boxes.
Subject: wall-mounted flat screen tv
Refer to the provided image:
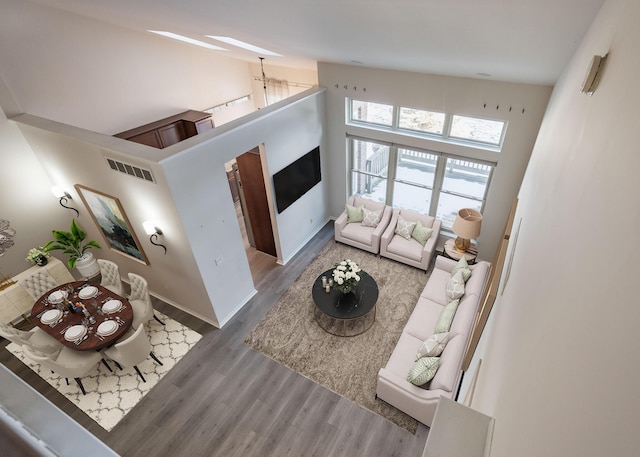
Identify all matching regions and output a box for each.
[273,146,321,213]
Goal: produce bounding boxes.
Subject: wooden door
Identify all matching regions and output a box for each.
[235,149,276,257]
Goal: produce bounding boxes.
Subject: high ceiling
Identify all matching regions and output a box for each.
[31,0,604,85]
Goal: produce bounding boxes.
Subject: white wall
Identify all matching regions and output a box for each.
[468,0,640,455]
[317,63,552,261]
[0,107,71,276]
[0,0,256,134]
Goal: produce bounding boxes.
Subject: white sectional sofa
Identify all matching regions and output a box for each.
[376,255,491,427]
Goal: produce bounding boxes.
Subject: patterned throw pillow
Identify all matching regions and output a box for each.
[446,270,465,300]
[415,332,451,360]
[346,204,364,223]
[411,219,433,246]
[407,356,440,386]
[395,215,417,239]
[434,299,460,334]
[361,207,382,227]
[451,256,472,282]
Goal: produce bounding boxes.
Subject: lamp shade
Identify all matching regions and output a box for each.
[452,208,482,239]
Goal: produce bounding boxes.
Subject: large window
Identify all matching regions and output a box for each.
[349,99,507,150]
[349,139,493,230]
[351,139,389,203]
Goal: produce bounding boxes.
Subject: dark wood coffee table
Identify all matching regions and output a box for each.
[312,269,379,337]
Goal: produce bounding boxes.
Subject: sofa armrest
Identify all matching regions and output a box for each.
[421,218,441,260]
[434,255,459,273]
[371,205,393,245]
[380,209,400,251]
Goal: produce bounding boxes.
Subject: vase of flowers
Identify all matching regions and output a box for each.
[331,259,362,295]
[26,247,50,266]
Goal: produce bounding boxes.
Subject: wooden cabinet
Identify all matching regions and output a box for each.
[115,110,214,149]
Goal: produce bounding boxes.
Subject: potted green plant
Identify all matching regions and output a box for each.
[43,219,102,277]
[26,246,50,266]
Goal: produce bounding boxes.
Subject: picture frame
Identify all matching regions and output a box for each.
[74,185,149,265]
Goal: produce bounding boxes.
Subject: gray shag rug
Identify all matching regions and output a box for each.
[244,241,431,434]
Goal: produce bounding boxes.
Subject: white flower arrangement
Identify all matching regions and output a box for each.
[332,259,362,294]
[26,246,50,264]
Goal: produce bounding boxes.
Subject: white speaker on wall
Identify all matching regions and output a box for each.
[581,54,608,96]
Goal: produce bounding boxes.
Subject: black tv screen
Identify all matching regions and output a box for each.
[273,146,321,213]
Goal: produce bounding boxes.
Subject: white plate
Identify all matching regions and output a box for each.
[48,290,68,304]
[97,320,118,336]
[64,325,87,342]
[78,286,98,299]
[102,299,122,314]
[40,309,62,324]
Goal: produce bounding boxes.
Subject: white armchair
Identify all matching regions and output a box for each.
[334,196,392,254]
[380,208,441,271]
[98,259,124,296]
[23,345,104,395]
[103,324,163,382]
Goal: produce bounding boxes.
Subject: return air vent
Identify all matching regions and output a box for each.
[105,157,155,183]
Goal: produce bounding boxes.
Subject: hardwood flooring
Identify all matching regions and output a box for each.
[0,222,429,457]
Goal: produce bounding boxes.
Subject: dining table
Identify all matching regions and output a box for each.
[30,281,133,351]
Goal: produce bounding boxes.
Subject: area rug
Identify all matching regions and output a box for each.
[244,241,431,434]
[5,311,201,431]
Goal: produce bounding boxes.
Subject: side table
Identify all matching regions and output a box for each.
[443,239,477,264]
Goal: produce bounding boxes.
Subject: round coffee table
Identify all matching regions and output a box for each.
[311,269,379,337]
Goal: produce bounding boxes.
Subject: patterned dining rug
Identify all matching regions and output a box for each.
[5,311,201,431]
[244,241,431,434]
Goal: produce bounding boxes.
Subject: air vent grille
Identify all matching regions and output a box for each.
[106,158,155,183]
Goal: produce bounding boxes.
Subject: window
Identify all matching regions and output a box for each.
[350,139,389,203]
[351,100,393,126]
[437,158,492,229]
[449,115,505,146]
[349,139,493,227]
[392,149,437,214]
[398,108,445,135]
[348,99,507,150]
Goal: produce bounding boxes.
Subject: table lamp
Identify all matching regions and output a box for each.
[452,208,482,252]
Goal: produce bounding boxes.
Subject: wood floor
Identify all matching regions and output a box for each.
[0,222,429,457]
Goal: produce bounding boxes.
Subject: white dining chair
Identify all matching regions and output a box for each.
[22,345,104,395]
[128,273,164,329]
[0,321,63,355]
[98,259,125,296]
[103,323,163,382]
[18,270,59,301]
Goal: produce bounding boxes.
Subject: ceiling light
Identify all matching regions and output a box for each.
[149,31,227,51]
[206,36,281,56]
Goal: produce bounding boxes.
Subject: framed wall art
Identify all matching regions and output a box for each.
[74,185,149,265]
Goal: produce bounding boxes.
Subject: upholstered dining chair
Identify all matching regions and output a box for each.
[128,273,164,329]
[22,345,105,395]
[103,323,163,382]
[0,321,63,355]
[18,269,59,301]
[97,259,124,296]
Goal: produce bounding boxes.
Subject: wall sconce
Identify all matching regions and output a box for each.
[51,186,79,217]
[143,221,167,255]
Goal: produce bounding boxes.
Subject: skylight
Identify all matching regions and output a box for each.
[206,36,282,56]
[148,31,228,51]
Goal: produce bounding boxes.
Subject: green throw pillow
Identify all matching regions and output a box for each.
[451,256,472,282]
[346,204,364,223]
[434,299,460,334]
[411,219,433,246]
[407,356,440,386]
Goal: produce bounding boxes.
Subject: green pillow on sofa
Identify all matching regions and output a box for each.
[411,219,433,246]
[451,256,472,282]
[434,299,460,334]
[346,204,364,223]
[407,356,440,386]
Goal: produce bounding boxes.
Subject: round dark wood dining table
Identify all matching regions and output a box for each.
[30,281,133,351]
